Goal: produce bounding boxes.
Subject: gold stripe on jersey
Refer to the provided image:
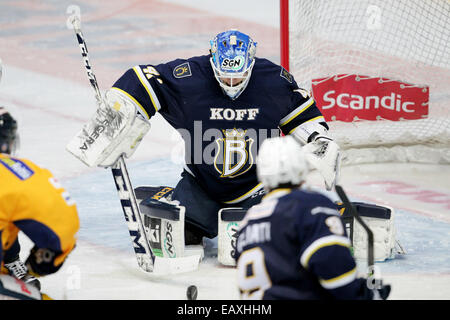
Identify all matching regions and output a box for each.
[132,66,161,114]
[110,87,150,120]
[288,116,325,135]
[279,98,315,127]
[319,267,357,290]
[300,235,351,269]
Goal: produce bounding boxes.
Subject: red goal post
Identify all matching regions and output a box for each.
[280,0,449,164]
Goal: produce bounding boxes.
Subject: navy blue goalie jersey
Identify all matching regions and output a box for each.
[235,188,370,300]
[112,55,327,203]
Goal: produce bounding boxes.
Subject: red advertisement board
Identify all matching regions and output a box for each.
[311,75,429,122]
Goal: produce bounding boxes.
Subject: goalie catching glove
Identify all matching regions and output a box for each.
[66,89,151,167]
[303,135,341,190]
[291,121,341,190]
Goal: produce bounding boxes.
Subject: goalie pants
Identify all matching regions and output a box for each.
[171,171,263,242]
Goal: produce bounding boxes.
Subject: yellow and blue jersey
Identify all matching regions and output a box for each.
[0,154,79,269]
[111,55,327,203]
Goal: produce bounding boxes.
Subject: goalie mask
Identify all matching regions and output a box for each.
[210,30,257,100]
[0,107,19,155]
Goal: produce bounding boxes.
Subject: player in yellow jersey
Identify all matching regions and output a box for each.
[0,104,80,299]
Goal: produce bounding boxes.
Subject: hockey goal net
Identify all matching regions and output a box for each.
[280,0,449,164]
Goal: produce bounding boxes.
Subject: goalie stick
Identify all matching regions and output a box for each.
[66,12,201,275]
[67,13,154,272]
[335,185,374,270]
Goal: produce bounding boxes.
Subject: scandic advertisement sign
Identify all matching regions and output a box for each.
[311,75,429,122]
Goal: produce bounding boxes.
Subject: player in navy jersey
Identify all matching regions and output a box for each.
[235,136,390,300]
[68,30,341,246]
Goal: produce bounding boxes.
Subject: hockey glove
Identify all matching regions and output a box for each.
[303,135,341,190]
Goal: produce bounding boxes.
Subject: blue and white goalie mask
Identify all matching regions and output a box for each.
[210,30,257,100]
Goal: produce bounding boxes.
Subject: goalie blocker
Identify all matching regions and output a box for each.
[66,89,151,168]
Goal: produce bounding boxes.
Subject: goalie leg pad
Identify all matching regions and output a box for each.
[134,186,174,203]
[139,198,186,259]
[340,202,396,262]
[218,208,247,266]
[138,194,204,261]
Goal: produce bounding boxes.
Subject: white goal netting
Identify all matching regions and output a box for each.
[285,0,450,164]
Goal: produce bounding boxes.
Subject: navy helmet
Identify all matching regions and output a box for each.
[210,30,257,100]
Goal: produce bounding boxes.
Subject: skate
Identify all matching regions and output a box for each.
[4,257,41,291]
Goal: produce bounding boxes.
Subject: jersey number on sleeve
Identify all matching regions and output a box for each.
[142,66,163,84]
